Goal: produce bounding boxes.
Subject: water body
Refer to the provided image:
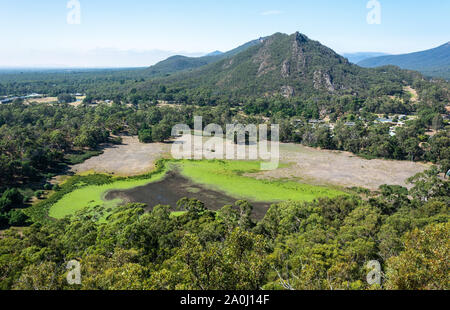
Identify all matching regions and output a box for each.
[104,171,272,220]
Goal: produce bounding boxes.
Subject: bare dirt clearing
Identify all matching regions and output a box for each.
[249,143,430,190]
[71,136,171,176]
[404,86,418,103]
[25,97,58,104]
[68,96,86,107]
[71,136,429,189]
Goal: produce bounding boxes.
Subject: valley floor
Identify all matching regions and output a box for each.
[252,143,429,190]
[70,136,430,190]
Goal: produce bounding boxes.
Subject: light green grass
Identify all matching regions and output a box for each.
[176,160,346,202]
[49,171,166,219]
[171,211,188,217]
[49,160,346,220]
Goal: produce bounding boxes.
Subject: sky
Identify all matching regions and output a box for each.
[0,0,449,67]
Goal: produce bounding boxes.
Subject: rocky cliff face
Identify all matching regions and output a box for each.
[224,31,353,96]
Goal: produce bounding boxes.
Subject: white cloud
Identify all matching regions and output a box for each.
[260,10,283,16]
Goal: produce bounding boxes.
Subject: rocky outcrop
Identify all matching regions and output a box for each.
[281,60,291,78]
[281,86,295,98]
[313,70,335,92]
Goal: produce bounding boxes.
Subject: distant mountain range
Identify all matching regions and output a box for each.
[358,42,450,80]
[206,51,224,57]
[342,52,390,64]
[142,32,429,100]
[147,39,263,76]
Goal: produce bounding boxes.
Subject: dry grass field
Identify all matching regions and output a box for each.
[249,143,429,190]
[71,135,430,189]
[25,97,58,104]
[71,136,171,176]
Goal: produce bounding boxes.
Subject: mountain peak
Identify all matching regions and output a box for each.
[206,50,223,57]
[294,32,309,42]
[144,31,443,99]
[175,31,365,97]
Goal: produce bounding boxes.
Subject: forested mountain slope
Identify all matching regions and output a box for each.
[146,38,263,76]
[140,32,434,101]
[359,42,450,80]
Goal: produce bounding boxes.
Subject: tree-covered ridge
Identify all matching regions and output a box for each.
[1,32,449,108]
[359,42,450,80]
[137,32,448,103]
[147,37,263,76]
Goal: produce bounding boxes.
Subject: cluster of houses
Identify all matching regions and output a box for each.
[293,114,411,137]
[375,116,407,136]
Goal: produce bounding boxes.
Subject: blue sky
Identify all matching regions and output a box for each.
[0,0,448,67]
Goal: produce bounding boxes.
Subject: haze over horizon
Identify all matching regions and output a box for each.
[1,0,449,68]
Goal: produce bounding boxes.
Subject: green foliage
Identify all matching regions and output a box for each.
[57,93,75,104]
[7,209,29,226]
[0,173,448,290]
[65,150,104,165]
[151,122,172,142]
[385,223,449,290]
[0,188,28,229]
[0,188,23,213]
[407,167,449,201]
[138,128,153,143]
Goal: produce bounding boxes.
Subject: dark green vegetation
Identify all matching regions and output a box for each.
[57,93,76,104]
[138,33,449,103]
[0,167,448,290]
[359,42,450,80]
[0,188,28,228]
[0,68,152,103]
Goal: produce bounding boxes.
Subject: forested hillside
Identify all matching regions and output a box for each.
[1,175,448,290]
[359,42,450,80]
[137,32,438,102]
[147,38,263,76]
